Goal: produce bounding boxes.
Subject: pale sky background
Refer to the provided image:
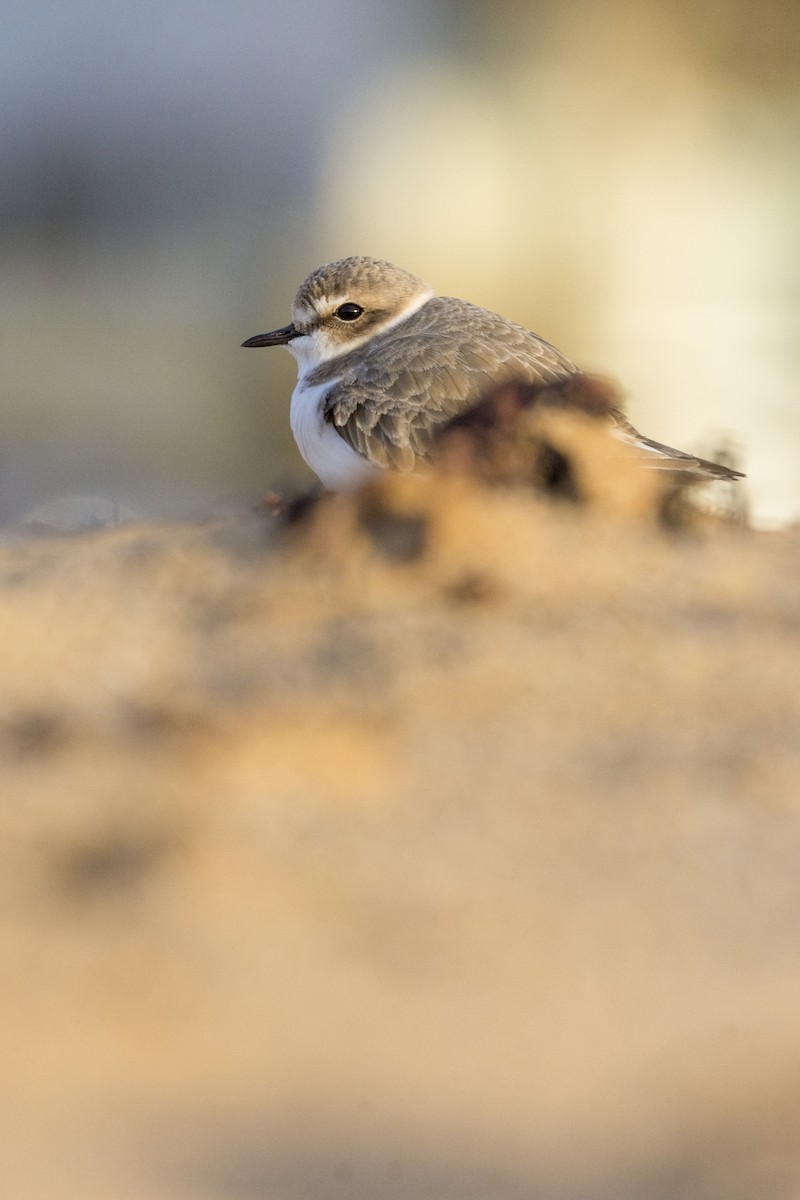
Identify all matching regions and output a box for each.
[2,0,798,526]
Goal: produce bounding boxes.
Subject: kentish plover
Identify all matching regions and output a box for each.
[243,256,743,489]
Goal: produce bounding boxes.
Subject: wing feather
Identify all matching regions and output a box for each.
[318,297,578,471]
[312,296,743,482]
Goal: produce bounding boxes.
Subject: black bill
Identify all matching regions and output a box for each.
[241,323,299,348]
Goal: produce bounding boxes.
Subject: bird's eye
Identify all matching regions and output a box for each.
[335,302,364,322]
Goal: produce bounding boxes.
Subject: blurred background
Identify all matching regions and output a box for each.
[2,0,798,528]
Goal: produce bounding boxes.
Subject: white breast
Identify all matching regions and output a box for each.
[290,379,380,490]
[284,288,435,489]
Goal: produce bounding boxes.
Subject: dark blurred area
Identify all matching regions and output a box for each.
[1,0,798,526]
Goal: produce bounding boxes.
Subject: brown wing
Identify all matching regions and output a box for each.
[318,297,579,471]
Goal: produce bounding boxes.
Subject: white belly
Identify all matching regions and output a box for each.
[289,379,381,490]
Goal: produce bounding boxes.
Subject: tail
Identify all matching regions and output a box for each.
[619,431,745,482]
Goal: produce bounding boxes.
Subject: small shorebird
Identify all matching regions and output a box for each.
[243,256,742,489]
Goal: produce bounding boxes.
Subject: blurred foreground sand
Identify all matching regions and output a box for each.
[1,434,799,1199]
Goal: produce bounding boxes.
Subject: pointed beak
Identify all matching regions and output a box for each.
[241,323,299,348]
